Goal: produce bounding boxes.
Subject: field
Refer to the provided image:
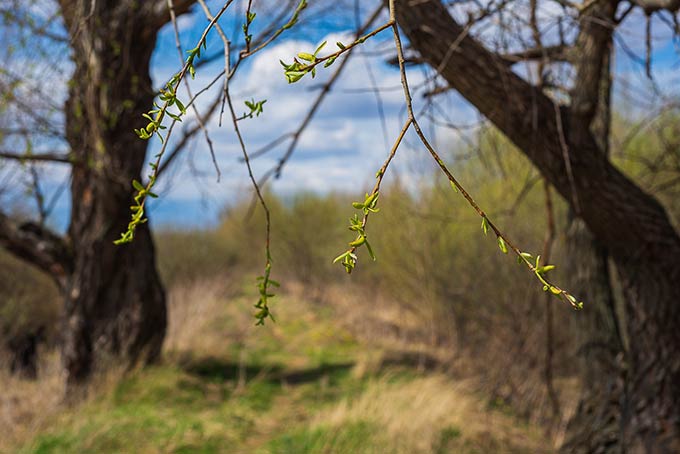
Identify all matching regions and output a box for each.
[2,275,558,453]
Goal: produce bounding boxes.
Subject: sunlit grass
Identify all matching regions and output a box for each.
[8,277,552,453]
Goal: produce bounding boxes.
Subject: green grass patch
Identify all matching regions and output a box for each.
[267,421,384,454]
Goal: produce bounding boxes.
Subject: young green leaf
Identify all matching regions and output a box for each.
[481,217,489,235]
[298,52,315,62]
[365,240,376,261]
[497,237,508,254]
[333,251,350,264]
[132,179,145,191]
[314,41,327,56]
[349,235,366,247]
[536,265,556,275]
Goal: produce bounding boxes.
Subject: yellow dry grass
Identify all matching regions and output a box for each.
[0,353,131,453]
[164,277,244,355]
[312,372,553,453]
[0,354,62,452]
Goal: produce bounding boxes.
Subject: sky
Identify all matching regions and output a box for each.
[1,0,679,231]
[144,0,473,229]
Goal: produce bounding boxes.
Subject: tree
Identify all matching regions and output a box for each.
[392,0,680,451]
[0,0,205,388]
[0,0,352,388]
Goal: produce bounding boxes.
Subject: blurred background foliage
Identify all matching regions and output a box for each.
[2,115,678,451]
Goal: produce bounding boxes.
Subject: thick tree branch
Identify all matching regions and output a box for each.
[630,0,680,12]
[569,0,618,132]
[396,4,680,446]
[501,44,572,65]
[393,0,680,267]
[0,212,72,280]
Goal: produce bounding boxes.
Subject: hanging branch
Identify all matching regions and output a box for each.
[116,0,307,247]
[274,0,584,309]
[250,3,385,183]
[167,0,221,181]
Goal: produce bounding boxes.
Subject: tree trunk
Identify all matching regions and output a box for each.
[58,0,170,387]
[561,219,625,453]
[561,38,627,454]
[394,0,680,450]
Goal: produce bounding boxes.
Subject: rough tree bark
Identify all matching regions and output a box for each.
[394,0,680,451]
[56,0,172,389]
[562,218,625,453]
[58,0,199,387]
[561,25,627,453]
[0,1,196,389]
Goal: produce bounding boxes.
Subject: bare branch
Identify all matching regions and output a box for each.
[0,212,72,281]
[569,0,617,130]
[254,4,386,183]
[150,0,197,27]
[0,151,74,164]
[167,0,221,181]
[157,90,223,177]
[501,44,572,65]
[0,7,69,42]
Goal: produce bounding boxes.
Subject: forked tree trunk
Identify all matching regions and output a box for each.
[58,0,170,387]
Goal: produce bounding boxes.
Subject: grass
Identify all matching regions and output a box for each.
[267,421,382,454]
[3,276,554,454]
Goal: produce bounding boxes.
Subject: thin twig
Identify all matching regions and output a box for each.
[255,4,385,180]
[167,0,221,181]
[384,0,581,309]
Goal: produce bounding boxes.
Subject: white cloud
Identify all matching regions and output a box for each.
[146,27,480,226]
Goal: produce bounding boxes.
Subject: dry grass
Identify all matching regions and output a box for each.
[290,281,457,366]
[0,353,63,452]
[0,352,133,453]
[164,276,246,356]
[0,277,240,453]
[300,280,579,448]
[2,276,557,453]
[280,280,569,451]
[312,373,552,453]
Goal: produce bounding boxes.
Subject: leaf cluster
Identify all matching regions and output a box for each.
[243,99,267,119]
[113,178,159,245]
[280,40,334,83]
[117,44,206,245]
[516,251,583,309]
[333,192,379,274]
[255,261,279,325]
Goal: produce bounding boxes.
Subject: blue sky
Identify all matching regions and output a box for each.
[142,1,680,229]
[143,1,471,229]
[2,0,679,231]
